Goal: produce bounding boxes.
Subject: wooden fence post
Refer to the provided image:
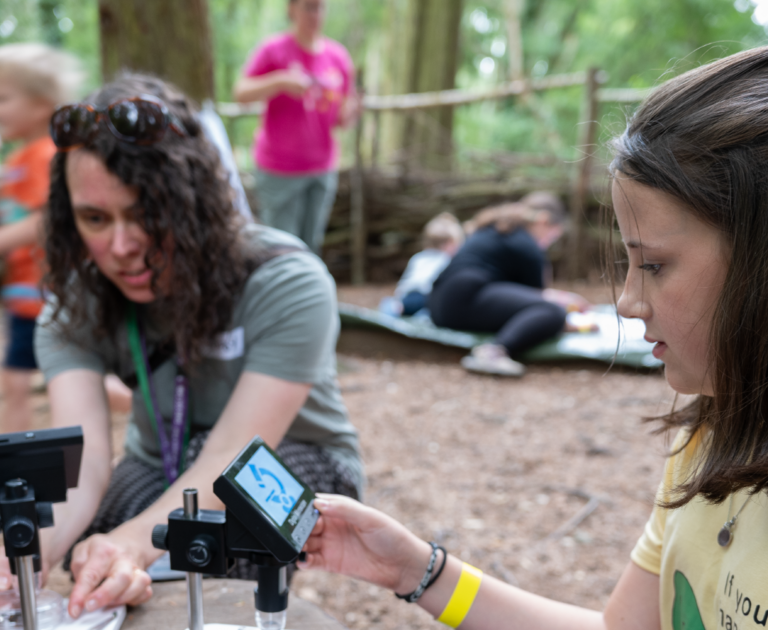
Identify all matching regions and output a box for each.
[567,67,600,280]
[371,110,381,170]
[350,114,366,285]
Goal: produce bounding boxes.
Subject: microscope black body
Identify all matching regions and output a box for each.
[0,480,48,572]
[0,427,83,572]
[152,507,292,613]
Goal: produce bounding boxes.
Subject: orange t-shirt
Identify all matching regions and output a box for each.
[0,137,55,319]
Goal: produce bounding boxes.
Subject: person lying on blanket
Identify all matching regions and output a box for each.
[430,192,593,377]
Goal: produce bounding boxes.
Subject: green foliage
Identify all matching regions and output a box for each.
[54,0,100,94]
[0,0,41,44]
[0,0,100,96]
[456,0,766,165]
[1,0,766,168]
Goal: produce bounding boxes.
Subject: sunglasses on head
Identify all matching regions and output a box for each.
[50,94,187,151]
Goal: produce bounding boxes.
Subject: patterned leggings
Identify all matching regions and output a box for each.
[64,433,359,579]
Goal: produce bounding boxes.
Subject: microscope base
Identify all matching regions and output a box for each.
[186,625,257,630]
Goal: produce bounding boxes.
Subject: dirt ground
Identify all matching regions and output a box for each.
[28,282,678,629]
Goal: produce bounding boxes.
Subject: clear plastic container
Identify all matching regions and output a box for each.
[0,587,64,629]
[255,609,287,630]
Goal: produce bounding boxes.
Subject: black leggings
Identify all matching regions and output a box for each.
[430,268,566,356]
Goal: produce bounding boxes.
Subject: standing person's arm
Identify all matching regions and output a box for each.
[234,68,311,103]
[337,87,361,129]
[300,494,661,630]
[234,39,310,104]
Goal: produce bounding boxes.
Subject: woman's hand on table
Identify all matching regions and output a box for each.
[298,494,435,596]
[67,532,152,618]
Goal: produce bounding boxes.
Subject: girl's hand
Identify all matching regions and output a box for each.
[67,533,152,618]
[298,494,434,595]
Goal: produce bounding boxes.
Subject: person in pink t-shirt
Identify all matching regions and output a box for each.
[234,0,358,254]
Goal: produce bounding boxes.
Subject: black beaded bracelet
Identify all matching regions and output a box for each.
[395,543,447,604]
[426,545,448,589]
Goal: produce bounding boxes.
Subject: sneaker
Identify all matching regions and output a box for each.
[460,344,526,377]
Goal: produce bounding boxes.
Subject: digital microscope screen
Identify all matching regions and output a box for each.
[233,446,303,527]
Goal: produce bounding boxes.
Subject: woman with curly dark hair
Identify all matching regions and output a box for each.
[0,74,363,617]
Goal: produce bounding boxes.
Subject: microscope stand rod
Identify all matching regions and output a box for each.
[186,572,205,630]
[15,555,37,630]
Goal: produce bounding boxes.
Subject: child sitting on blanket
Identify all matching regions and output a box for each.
[381,212,464,317]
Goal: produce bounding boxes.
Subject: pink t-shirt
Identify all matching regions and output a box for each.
[245,33,354,174]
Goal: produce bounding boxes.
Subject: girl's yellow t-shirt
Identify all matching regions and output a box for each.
[632,430,768,630]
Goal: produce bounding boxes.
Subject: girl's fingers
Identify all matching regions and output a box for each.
[313,494,375,529]
[307,513,325,537]
[302,535,325,554]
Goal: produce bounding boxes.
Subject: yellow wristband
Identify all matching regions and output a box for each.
[436,562,483,628]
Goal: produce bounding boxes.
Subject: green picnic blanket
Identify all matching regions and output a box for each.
[338,303,662,369]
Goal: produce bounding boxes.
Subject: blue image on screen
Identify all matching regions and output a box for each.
[234,447,303,527]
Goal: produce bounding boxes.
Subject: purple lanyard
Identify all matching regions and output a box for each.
[126,306,188,486]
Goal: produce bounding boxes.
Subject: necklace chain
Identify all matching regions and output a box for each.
[717,493,754,547]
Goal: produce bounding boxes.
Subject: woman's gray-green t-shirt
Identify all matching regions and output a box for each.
[34,225,363,495]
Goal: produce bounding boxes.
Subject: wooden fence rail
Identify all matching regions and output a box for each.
[217,72,651,284]
[215,74,649,118]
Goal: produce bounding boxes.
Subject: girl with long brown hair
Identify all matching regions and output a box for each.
[296,46,768,629]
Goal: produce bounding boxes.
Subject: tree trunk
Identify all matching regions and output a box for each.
[381,0,463,173]
[39,0,62,46]
[98,0,214,103]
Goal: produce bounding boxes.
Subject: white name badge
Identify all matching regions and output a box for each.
[202,327,245,361]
